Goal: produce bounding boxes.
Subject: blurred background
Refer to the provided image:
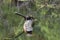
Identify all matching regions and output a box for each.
[0,0,60,40]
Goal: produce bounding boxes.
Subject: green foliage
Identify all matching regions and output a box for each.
[0,0,60,40]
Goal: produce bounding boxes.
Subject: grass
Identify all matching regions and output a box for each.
[0,1,60,40]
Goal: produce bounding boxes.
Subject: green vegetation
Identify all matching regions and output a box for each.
[0,0,60,40]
